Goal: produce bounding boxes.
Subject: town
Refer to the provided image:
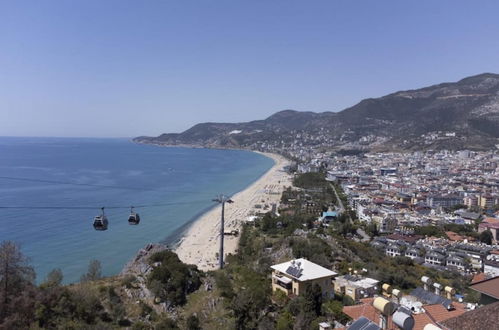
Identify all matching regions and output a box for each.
[264,148,499,330]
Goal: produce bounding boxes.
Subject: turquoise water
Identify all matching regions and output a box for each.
[0,137,274,283]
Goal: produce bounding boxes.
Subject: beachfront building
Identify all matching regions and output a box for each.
[270,258,337,297]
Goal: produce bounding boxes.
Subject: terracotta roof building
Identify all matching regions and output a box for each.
[342,297,466,330]
[478,217,499,244]
[441,301,499,330]
[469,275,499,305]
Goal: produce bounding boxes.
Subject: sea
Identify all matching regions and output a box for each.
[0,137,274,283]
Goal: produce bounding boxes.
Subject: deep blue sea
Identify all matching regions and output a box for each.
[0,137,273,283]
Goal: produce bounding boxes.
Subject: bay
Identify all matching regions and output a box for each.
[0,137,273,283]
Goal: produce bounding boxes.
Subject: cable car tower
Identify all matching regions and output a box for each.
[212,194,233,269]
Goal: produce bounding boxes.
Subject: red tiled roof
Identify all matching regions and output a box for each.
[412,313,434,330]
[343,298,379,325]
[470,275,499,299]
[424,303,466,322]
[483,217,499,224]
[471,273,487,284]
[343,299,466,330]
[445,231,463,241]
[479,221,499,230]
[442,301,499,330]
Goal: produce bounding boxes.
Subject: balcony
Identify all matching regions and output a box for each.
[272,274,292,293]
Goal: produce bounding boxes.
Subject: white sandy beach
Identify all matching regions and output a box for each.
[175,152,292,271]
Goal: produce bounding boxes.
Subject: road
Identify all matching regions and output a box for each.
[329,182,346,215]
[330,182,370,242]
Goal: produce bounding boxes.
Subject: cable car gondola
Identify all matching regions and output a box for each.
[128,206,140,225]
[93,207,108,231]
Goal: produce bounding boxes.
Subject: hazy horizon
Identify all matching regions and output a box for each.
[2,1,499,137]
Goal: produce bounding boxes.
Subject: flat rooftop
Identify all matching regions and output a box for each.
[334,275,379,289]
[271,258,337,281]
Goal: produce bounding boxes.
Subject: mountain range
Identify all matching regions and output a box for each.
[134,73,499,151]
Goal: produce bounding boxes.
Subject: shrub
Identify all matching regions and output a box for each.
[146,250,202,307]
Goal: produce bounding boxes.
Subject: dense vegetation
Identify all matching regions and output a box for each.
[0,240,201,329]
[147,250,202,307]
[292,172,328,189]
[0,240,118,329]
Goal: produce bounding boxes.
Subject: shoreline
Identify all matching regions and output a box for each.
[174,151,292,271]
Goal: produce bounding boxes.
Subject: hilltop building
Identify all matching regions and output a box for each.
[270,258,337,297]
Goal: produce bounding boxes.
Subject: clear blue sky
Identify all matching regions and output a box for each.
[1,1,499,137]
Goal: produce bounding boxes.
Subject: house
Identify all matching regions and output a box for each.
[441,301,499,330]
[426,194,463,208]
[445,231,475,242]
[478,217,499,244]
[463,195,479,209]
[484,257,499,277]
[385,243,403,257]
[343,297,466,330]
[451,243,491,271]
[405,246,423,260]
[270,258,337,297]
[454,210,480,225]
[479,194,497,209]
[445,254,468,271]
[319,210,338,226]
[371,216,398,233]
[380,167,397,176]
[425,250,446,266]
[333,275,379,302]
[469,275,499,305]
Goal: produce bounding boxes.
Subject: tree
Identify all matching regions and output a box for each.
[479,230,493,245]
[80,259,102,282]
[155,317,179,329]
[304,284,323,316]
[43,268,63,287]
[276,310,293,330]
[323,300,350,324]
[147,250,202,306]
[0,241,35,314]
[186,314,201,330]
[365,222,379,238]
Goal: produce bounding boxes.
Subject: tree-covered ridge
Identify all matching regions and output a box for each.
[0,241,202,329]
[135,73,499,151]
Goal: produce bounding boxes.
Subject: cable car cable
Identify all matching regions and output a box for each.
[0,199,214,210]
[0,175,219,195]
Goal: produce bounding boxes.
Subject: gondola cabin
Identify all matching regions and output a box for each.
[128,207,140,225]
[93,215,108,230]
[93,208,108,231]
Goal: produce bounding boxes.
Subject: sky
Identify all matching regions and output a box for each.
[1,1,499,137]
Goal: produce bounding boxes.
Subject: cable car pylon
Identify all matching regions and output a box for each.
[212,194,234,269]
